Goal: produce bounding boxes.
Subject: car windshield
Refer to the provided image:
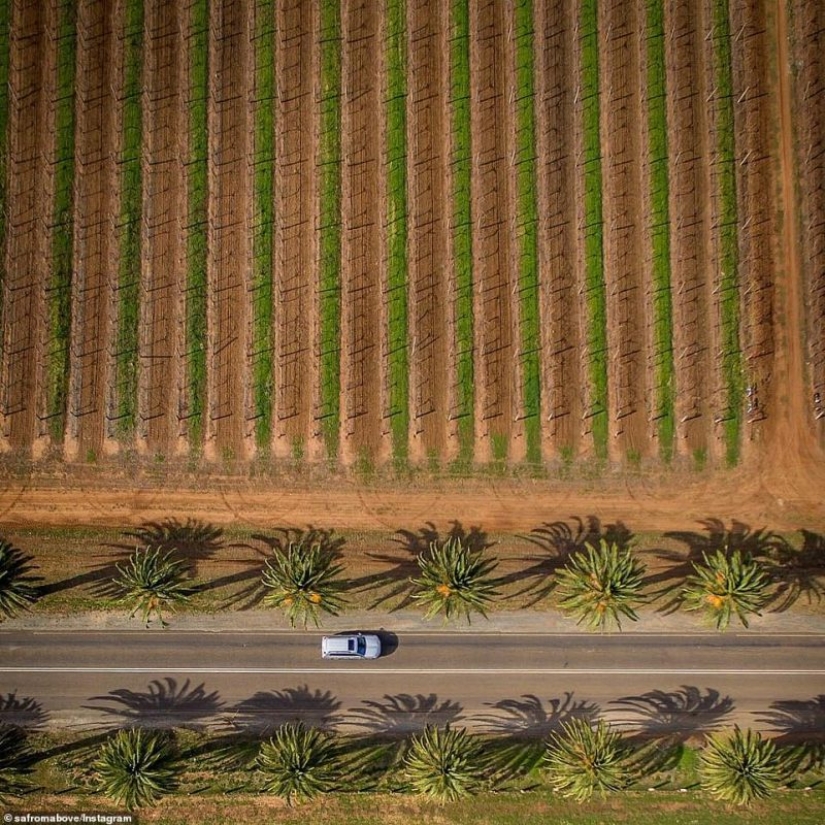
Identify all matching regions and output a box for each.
[357,636,366,656]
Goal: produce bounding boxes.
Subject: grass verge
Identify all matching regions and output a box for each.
[252,0,275,450]
[646,0,675,461]
[386,0,409,466]
[186,0,209,447]
[319,0,342,459]
[115,0,144,437]
[47,0,78,441]
[712,0,742,466]
[514,0,542,465]
[451,0,474,467]
[581,0,608,459]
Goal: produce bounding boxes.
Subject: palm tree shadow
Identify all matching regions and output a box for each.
[501,516,633,605]
[344,692,464,734]
[83,678,224,731]
[756,694,825,773]
[349,520,492,611]
[611,685,735,776]
[225,684,343,734]
[0,692,49,730]
[766,530,825,612]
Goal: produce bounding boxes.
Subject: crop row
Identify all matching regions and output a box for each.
[386,0,409,465]
[0,0,8,368]
[115,0,144,437]
[450,0,474,466]
[646,0,675,461]
[252,0,275,450]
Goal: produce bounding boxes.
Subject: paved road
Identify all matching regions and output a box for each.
[1,631,823,733]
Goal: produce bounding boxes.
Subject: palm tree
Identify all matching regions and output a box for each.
[0,539,40,620]
[93,728,177,809]
[256,721,338,804]
[700,727,786,805]
[543,718,631,801]
[410,538,500,623]
[682,549,771,630]
[113,546,195,628]
[261,541,347,628]
[555,540,646,631]
[0,723,32,802]
[403,725,486,801]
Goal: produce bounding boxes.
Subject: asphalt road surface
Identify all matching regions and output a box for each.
[1,631,823,735]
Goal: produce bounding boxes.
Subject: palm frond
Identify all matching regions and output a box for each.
[0,540,41,620]
[261,541,348,628]
[555,540,646,631]
[0,723,33,802]
[403,725,485,801]
[410,538,500,623]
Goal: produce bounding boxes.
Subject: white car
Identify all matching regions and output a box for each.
[321,633,382,660]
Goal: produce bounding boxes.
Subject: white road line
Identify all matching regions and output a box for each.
[1,667,824,675]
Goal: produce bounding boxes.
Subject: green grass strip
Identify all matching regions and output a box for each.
[712,0,742,466]
[48,0,77,441]
[646,0,675,462]
[115,0,144,436]
[187,0,209,447]
[319,0,342,459]
[580,0,608,459]
[514,0,541,465]
[0,0,9,367]
[252,0,275,450]
[386,0,409,464]
[451,0,474,467]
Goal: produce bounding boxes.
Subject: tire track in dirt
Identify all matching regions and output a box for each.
[469,0,517,464]
[273,0,318,459]
[599,0,649,461]
[665,0,712,458]
[205,0,251,461]
[66,0,122,461]
[1,0,57,456]
[534,0,582,458]
[138,0,186,458]
[339,0,385,465]
[406,0,451,463]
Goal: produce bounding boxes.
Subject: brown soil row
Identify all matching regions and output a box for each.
[339,0,385,465]
[66,0,122,460]
[205,0,252,460]
[469,0,518,463]
[599,0,649,460]
[789,0,825,440]
[137,0,187,457]
[534,0,582,457]
[665,0,713,457]
[1,0,57,455]
[273,0,319,459]
[729,0,776,458]
[406,0,452,463]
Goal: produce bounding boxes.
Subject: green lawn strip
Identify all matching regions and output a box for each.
[514,0,541,466]
[646,0,675,461]
[252,0,275,450]
[580,0,608,459]
[47,0,77,441]
[319,0,342,459]
[0,0,10,365]
[386,0,409,465]
[114,0,144,437]
[713,0,742,467]
[186,0,209,447]
[451,0,474,467]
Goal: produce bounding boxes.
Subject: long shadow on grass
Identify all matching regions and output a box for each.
[500,516,633,606]
[348,520,492,611]
[756,694,825,773]
[766,530,825,612]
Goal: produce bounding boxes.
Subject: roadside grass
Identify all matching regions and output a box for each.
[646,0,675,462]
[386,0,409,465]
[712,0,743,467]
[514,0,542,465]
[186,0,209,446]
[319,0,342,460]
[252,0,275,450]
[580,0,609,460]
[47,0,78,441]
[0,0,9,366]
[114,0,144,437]
[451,0,475,466]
